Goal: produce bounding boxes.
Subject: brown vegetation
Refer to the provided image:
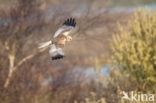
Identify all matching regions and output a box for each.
[1,0,154,103]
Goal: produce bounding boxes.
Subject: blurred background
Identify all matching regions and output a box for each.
[0,0,156,103]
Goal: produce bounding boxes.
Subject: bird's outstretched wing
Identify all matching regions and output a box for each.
[49,44,65,60]
[53,18,76,38]
[38,41,52,49]
[63,18,76,27]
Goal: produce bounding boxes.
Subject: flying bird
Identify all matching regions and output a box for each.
[38,18,76,60]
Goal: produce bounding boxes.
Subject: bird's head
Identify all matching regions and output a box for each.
[66,36,72,42]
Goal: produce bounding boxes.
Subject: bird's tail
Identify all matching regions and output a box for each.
[38,41,52,49]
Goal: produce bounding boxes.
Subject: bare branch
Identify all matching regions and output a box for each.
[4,48,46,88]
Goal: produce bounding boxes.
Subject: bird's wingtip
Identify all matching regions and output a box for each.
[51,54,65,60]
[63,17,76,27]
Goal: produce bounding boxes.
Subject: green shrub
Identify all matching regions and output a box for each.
[111,9,156,91]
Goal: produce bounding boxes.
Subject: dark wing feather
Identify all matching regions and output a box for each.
[63,18,76,27]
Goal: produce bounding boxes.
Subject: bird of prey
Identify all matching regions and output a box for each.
[38,18,76,60]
